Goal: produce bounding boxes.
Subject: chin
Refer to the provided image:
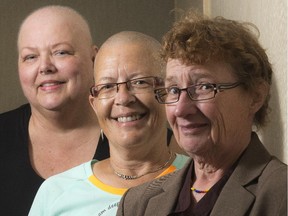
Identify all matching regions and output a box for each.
[38,102,64,111]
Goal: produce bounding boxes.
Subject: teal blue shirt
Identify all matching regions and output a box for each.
[29,154,189,216]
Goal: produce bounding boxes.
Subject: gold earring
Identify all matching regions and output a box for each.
[100,129,104,140]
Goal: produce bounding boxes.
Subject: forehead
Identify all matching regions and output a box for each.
[18,13,81,49]
[166,58,236,82]
[94,43,159,81]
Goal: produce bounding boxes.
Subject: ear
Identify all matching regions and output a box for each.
[91,45,98,63]
[249,81,269,114]
[89,95,98,116]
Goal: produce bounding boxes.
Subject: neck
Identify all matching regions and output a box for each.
[29,103,100,151]
[109,146,173,180]
[30,103,98,131]
[111,150,174,180]
[193,137,249,174]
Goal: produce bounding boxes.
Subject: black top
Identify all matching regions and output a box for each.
[172,160,237,216]
[0,104,172,215]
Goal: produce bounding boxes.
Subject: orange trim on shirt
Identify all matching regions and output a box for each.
[88,175,127,195]
[88,165,177,195]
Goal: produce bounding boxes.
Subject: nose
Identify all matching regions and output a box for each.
[114,83,136,106]
[174,91,197,117]
[39,55,56,75]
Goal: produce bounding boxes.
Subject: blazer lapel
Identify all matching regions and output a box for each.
[143,159,193,216]
[212,133,271,216]
[211,177,255,216]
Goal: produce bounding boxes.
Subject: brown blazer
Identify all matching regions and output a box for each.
[117,133,287,216]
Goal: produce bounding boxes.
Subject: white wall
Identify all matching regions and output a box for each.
[175,0,287,163]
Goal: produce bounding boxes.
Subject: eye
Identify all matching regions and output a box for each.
[98,83,116,91]
[54,50,73,56]
[131,78,153,88]
[23,54,37,62]
[132,79,148,85]
[194,83,215,95]
[167,86,180,95]
[198,83,214,91]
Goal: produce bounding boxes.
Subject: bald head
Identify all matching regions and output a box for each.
[18,5,93,48]
[102,31,160,49]
[95,31,165,79]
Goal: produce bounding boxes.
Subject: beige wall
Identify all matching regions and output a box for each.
[0,0,174,113]
[176,0,287,163]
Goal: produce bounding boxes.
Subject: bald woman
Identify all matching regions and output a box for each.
[1,5,103,215]
[29,31,188,216]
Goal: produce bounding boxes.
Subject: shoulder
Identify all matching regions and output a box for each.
[250,158,287,215]
[259,156,287,187]
[264,156,287,172]
[236,133,286,186]
[0,104,30,119]
[234,135,287,214]
[0,104,30,125]
[32,160,95,206]
[244,133,286,180]
[48,160,95,181]
[39,160,95,194]
[173,154,190,168]
[29,160,97,215]
[0,104,30,148]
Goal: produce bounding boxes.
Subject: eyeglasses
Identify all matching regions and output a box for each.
[90,76,164,99]
[154,82,242,104]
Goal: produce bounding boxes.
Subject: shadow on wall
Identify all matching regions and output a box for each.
[259,78,284,162]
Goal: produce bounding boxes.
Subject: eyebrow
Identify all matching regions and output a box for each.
[96,77,116,84]
[51,42,73,49]
[165,76,176,83]
[165,73,213,82]
[20,42,73,51]
[96,73,151,84]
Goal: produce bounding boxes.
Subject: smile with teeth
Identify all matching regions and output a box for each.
[117,114,143,123]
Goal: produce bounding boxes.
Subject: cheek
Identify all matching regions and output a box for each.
[57,60,79,77]
[207,99,248,143]
[60,60,93,91]
[165,105,175,126]
[95,99,111,119]
[95,100,113,130]
[18,65,37,88]
[139,94,166,124]
[153,104,166,124]
[202,100,224,124]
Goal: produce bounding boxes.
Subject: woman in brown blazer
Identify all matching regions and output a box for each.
[117,11,287,216]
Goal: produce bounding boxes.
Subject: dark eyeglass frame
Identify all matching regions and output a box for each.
[154,82,242,104]
[90,76,164,99]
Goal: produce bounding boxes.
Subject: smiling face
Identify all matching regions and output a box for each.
[18,8,95,111]
[165,58,261,157]
[90,41,167,147]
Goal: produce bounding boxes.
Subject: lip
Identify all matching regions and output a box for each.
[112,112,146,123]
[38,80,66,91]
[178,123,208,134]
